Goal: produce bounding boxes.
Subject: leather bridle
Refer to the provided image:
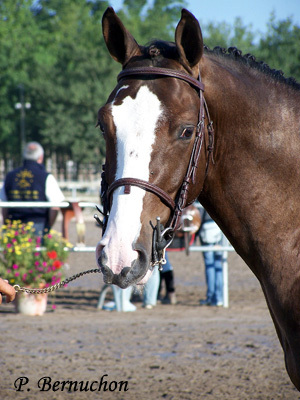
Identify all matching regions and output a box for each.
[99,66,214,268]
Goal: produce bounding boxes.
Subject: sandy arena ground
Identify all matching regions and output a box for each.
[1,217,300,400]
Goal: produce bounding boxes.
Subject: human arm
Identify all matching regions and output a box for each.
[0,278,16,304]
[1,208,8,223]
[48,209,59,228]
[45,174,65,228]
[0,184,8,223]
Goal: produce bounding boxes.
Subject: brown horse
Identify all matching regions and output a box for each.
[96,8,300,390]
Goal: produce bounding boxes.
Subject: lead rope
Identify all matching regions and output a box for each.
[13,268,101,295]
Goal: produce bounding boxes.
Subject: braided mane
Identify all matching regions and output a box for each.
[143,40,299,90]
[205,45,300,90]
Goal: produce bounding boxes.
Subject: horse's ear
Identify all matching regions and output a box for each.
[102,7,141,65]
[175,9,204,70]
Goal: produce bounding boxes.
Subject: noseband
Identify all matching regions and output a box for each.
[100,66,214,269]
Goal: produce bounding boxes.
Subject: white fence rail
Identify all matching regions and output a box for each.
[0,201,98,209]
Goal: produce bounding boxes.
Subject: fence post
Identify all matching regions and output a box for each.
[222,234,229,308]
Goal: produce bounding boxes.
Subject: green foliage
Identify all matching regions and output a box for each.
[255,14,300,81]
[202,18,257,57]
[118,0,188,43]
[0,1,299,175]
[201,13,300,82]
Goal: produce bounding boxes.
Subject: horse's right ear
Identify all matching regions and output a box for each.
[102,7,141,66]
[175,9,204,71]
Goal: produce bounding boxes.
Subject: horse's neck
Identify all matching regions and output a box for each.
[201,56,300,278]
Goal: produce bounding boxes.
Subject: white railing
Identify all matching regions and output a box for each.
[0,201,99,209]
[0,201,70,208]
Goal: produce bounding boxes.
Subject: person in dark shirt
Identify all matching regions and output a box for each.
[0,142,64,235]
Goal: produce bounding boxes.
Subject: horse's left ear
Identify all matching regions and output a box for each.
[175,9,204,71]
[102,7,141,66]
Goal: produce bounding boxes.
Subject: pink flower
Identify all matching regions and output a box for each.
[12,238,17,243]
[42,261,47,267]
[36,237,41,244]
[14,231,19,236]
[7,269,11,273]
[34,261,39,266]
[14,272,20,277]
[28,238,32,243]
[34,252,40,257]
[22,274,27,281]
[6,243,12,248]
[52,304,57,310]
[47,234,52,239]
[28,269,33,273]
[12,264,19,269]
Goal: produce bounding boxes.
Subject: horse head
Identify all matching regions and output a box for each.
[96,8,211,288]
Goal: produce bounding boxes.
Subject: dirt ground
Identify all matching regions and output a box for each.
[1,217,300,400]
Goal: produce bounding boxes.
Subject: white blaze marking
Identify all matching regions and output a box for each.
[99,85,163,273]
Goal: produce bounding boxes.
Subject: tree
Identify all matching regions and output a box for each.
[0,1,299,179]
[30,0,112,176]
[116,0,188,43]
[201,18,256,54]
[256,14,300,82]
[0,0,40,165]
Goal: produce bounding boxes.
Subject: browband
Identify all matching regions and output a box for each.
[117,67,205,92]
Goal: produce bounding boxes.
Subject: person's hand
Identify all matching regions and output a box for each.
[0,278,16,304]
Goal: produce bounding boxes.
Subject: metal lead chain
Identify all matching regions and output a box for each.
[13,269,101,295]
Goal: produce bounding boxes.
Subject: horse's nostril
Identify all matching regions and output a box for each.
[98,250,108,268]
[121,267,130,277]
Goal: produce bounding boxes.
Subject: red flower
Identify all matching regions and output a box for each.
[53,260,62,269]
[47,250,58,259]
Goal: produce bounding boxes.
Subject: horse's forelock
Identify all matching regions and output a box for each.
[143,40,179,61]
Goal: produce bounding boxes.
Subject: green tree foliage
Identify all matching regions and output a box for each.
[0,1,41,165]
[0,0,187,176]
[255,14,300,81]
[200,14,300,82]
[117,0,187,43]
[0,1,299,177]
[202,18,256,54]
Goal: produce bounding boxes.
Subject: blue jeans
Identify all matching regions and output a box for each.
[202,244,223,305]
[161,253,173,272]
[143,266,160,306]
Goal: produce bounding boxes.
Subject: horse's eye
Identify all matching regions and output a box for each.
[96,121,105,134]
[180,126,194,139]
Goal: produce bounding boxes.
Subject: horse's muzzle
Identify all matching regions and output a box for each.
[98,243,150,288]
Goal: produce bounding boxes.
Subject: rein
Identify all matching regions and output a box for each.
[13,269,101,294]
[100,66,215,268]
